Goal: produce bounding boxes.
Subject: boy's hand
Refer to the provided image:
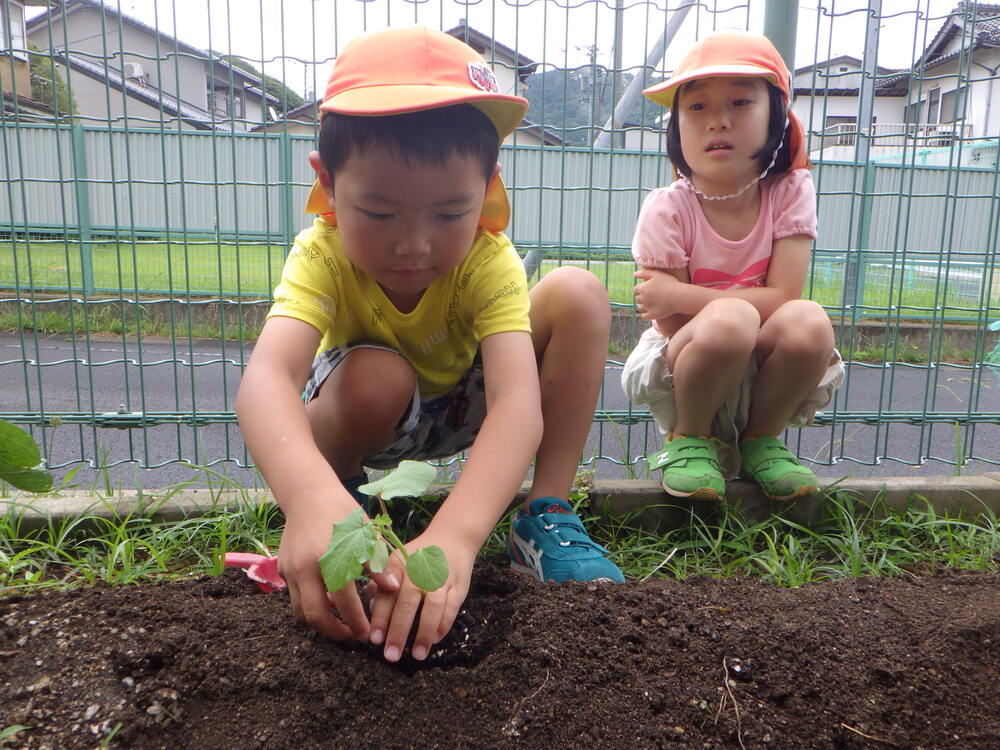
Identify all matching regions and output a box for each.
[278,499,399,642]
[366,531,478,662]
[634,267,685,320]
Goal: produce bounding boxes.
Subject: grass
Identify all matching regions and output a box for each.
[4,239,998,322]
[1,237,287,298]
[2,472,997,595]
[0,300,264,341]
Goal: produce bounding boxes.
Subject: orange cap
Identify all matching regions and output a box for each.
[305,26,529,232]
[644,32,809,170]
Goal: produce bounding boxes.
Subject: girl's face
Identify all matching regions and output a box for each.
[676,76,771,190]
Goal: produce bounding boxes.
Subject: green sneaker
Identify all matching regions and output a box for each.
[647,435,726,501]
[739,436,819,501]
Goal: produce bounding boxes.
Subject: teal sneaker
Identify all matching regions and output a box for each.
[648,435,727,500]
[508,498,625,583]
[739,436,819,501]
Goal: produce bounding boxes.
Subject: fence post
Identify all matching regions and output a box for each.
[841,0,881,311]
[279,131,295,249]
[763,0,798,69]
[70,122,94,295]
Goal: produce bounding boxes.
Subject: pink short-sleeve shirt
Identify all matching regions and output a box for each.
[631,169,817,290]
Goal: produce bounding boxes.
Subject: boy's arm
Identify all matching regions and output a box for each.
[370,329,542,661]
[236,315,375,642]
[430,328,542,544]
[636,235,813,327]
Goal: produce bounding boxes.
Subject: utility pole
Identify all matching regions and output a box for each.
[591,0,697,150]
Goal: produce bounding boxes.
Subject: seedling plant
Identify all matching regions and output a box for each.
[318,461,449,594]
[0,419,53,493]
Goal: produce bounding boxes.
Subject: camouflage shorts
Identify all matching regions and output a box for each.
[303,342,486,470]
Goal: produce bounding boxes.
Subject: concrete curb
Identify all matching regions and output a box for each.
[5,474,1000,533]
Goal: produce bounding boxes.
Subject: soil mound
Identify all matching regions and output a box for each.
[2,565,999,749]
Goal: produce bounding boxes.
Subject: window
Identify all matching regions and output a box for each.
[1,1,27,61]
[824,115,856,146]
[839,66,849,73]
[904,99,923,125]
[207,77,244,118]
[940,86,968,123]
[926,87,940,124]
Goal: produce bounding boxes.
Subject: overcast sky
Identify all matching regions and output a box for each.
[33,1,968,97]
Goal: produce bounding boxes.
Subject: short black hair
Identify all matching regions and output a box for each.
[318,103,500,184]
[665,80,792,179]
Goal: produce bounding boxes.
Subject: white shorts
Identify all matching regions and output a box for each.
[621,326,845,478]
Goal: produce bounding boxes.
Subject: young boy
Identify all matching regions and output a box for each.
[237,26,624,664]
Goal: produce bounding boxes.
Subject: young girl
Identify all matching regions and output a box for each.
[621,32,844,502]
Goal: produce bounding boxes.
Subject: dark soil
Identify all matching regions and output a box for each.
[2,565,999,749]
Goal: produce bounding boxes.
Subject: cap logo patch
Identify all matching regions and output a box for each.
[468,61,498,93]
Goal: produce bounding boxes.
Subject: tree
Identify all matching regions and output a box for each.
[523,66,661,146]
[27,43,76,117]
[211,52,304,117]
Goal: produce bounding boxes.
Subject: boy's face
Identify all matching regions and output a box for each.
[309,146,496,311]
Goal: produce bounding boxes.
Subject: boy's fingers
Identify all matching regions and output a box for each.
[327,586,371,640]
[382,583,424,662]
[290,578,355,642]
[368,557,405,646]
[411,590,446,660]
[436,590,463,644]
[369,569,401,592]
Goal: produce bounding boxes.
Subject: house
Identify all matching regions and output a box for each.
[1,0,55,120]
[254,22,563,148]
[793,2,1000,161]
[25,0,281,131]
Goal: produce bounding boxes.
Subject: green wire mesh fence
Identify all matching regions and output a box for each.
[1,0,998,489]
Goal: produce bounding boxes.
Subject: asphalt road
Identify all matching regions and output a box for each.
[2,332,997,490]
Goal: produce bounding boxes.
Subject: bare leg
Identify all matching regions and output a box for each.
[667,298,760,437]
[306,348,416,479]
[743,299,835,439]
[526,266,611,504]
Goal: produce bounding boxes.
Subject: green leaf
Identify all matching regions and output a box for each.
[0,461,53,493]
[357,460,438,501]
[369,538,390,574]
[317,510,377,592]
[0,420,42,469]
[406,546,448,592]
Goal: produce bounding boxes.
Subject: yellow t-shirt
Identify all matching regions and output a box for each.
[268,218,531,398]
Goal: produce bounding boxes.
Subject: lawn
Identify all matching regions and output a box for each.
[3,238,998,323]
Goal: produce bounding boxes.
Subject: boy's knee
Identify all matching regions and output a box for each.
[532,266,610,316]
[321,348,415,428]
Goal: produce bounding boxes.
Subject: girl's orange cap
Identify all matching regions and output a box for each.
[305,26,529,232]
[643,32,809,171]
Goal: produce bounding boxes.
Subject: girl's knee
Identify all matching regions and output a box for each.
[696,298,760,354]
[704,297,760,328]
[770,300,835,357]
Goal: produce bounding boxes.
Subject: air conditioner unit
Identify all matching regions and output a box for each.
[124,62,148,84]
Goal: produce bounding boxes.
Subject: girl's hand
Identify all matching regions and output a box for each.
[366,532,477,663]
[634,268,684,320]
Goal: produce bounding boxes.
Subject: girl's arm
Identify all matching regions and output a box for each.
[636,234,813,326]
